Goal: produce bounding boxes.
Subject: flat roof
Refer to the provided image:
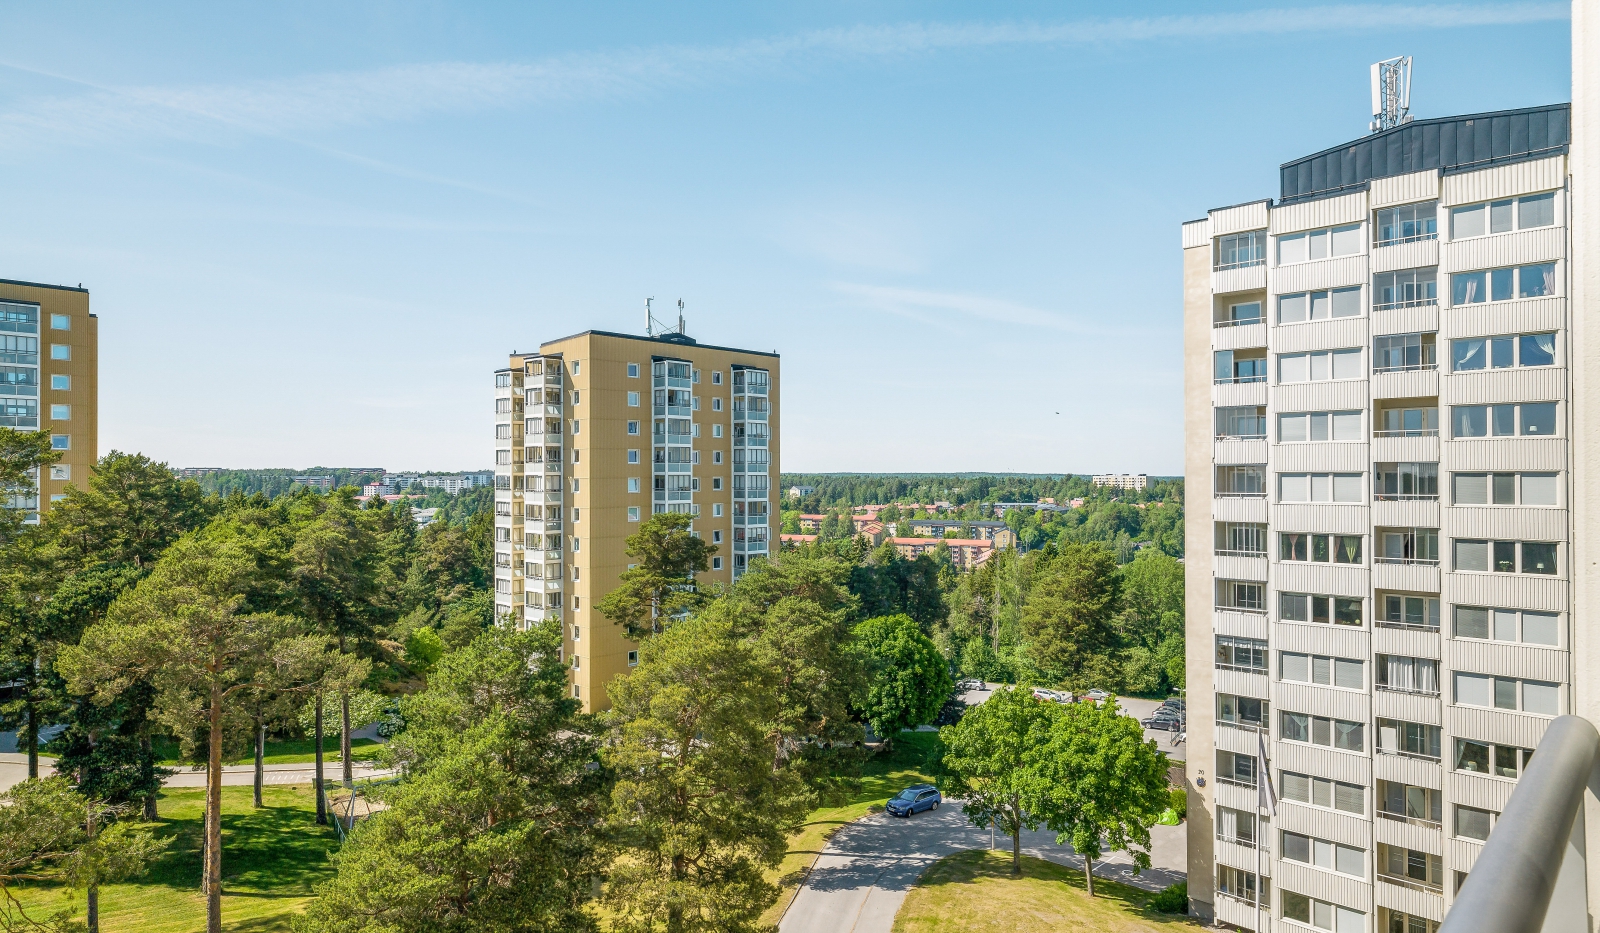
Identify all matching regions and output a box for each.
[0,278,89,294]
[540,329,779,358]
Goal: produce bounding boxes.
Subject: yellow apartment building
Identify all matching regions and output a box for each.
[493,328,779,712]
[0,279,97,519]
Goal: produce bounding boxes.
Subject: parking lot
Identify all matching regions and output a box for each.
[952,684,1185,761]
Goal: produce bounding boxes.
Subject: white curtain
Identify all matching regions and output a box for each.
[1219,808,1238,842]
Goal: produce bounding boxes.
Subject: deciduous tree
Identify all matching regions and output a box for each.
[938,685,1058,875]
[852,614,951,744]
[1020,542,1120,687]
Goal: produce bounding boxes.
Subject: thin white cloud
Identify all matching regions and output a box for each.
[832,281,1085,334]
[0,3,1567,150]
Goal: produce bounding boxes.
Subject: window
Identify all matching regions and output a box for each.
[1379,592,1440,629]
[1214,300,1263,327]
[712,503,723,517]
[1378,843,1444,890]
[1373,268,1438,309]
[1215,749,1257,787]
[712,450,723,464]
[1375,404,1438,437]
[1216,464,1265,496]
[1216,522,1266,556]
[1278,286,1362,323]
[1452,331,1556,371]
[628,362,639,378]
[571,420,580,434]
[628,391,640,407]
[712,424,723,438]
[1216,865,1266,906]
[626,449,640,466]
[1376,201,1438,245]
[1456,805,1496,841]
[1216,230,1267,269]
[1374,462,1438,499]
[712,397,723,411]
[712,556,723,570]
[1451,262,1556,304]
[1277,473,1363,503]
[1376,527,1438,564]
[1214,350,1267,384]
[1216,406,1265,439]
[1281,652,1364,688]
[691,369,700,383]
[572,361,580,375]
[1281,711,1364,751]
[1277,223,1362,264]
[50,435,68,450]
[1450,402,1556,438]
[1453,539,1557,574]
[49,314,69,330]
[1216,805,1260,847]
[1278,532,1361,564]
[49,344,69,361]
[1455,738,1535,779]
[711,477,723,491]
[1216,693,1268,729]
[1450,192,1555,238]
[570,390,580,405]
[1373,333,1436,372]
[1282,831,1365,877]
[712,371,722,385]
[50,374,69,390]
[49,465,69,481]
[1376,655,1439,695]
[1453,472,1558,506]
[1278,592,1362,626]
[1216,581,1265,613]
[1454,672,1560,715]
[1378,780,1442,826]
[627,477,640,493]
[1281,771,1364,814]
[711,530,722,543]
[1453,605,1559,646]
[627,421,640,435]
[1278,349,1361,383]
[1377,719,1441,759]
[49,405,69,421]
[1215,635,1267,671]
[1281,891,1365,932]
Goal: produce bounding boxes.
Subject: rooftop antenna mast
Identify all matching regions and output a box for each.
[1370,56,1413,133]
[677,299,685,335]
[645,297,684,337]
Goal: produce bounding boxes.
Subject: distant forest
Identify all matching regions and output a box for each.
[191,469,493,524]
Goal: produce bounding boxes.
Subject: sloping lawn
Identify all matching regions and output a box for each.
[11,784,339,933]
[892,849,1197,933]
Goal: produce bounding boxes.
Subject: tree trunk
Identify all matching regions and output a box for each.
[668,853,686,933]
[1083,854,1095,897]
[313,692,327,826]
[140,734,159,821]
[253,722,265,809]
[24,675,38,779]
[86,804,99,933]
[206,691,224,933]
[339,690,353,787]
[1011,825,1021,876]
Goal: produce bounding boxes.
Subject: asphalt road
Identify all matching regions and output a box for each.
[0,752,392,793]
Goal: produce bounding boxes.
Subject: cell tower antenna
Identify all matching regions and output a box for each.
[677,299,685,335]
[645,297,654,337]
[1370,56,1413,133]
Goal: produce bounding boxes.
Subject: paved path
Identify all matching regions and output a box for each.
[1,752,393,793]
[778,802,1187,933]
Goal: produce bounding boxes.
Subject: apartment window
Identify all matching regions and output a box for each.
[1216,865,1266,906]
[1456,805,1497,842]
[712,397,723,411]
[1278,223,1362,264]
[711,530,722,543]
[1453,605,1559,646]
[1278,533,1361,564]
[1373,268,1438,309]
[1278,348,1361,383]
[627,421,640,435]
[1453,539,1557,574]
[1216,522,1266,556]
[1376,404,1438,437]
[1216,581,1265,614]
[712,424,723,438]
[49,465,69,481]
[627,650,639,666]
[1378,843,1444,891]
[572,449,581,464]
[50,374,69,390]
[712,371,722,385]
[712,450,723,464]
[1452,332,1556,371]
[1281,652,1363,688]
[712,503,723,517]
[691,369,700,383]
[1453,471,1558,506]
[627,477,640,493]
[1375,201,1438,245]
[1215,749,1257,787]
[1278,286,1362,323]
[1454,672,1560,715]
[1451,402,1556,438]
[1278,473,1362,503]
[711,477,723,491]
[627,449,640,465]
[1374,462,1438,499]
[50,344,69,361]
[1378,780,1442,826]
[1213,300,1263,327]
[1215,635,1267,672]
[1282,891,1365,932]
[1379,593,1440,628]
[1216,806,1259,847]
[1282,711,1364,751]
[1282,831,1365,877]
[1216,464,1265,496]
[571,420,580,434]
[1373,333,1436,372]
[50,434,68,450]
[627,391,640,407]
[712,556,723,570]
[572,362,580,375]
[1216,693,1268,729]
[1213,349,1266,384]
[1216,230,1267,269]
[1450,192,1555,238]
[1376,655,1439,695]
[1216,406,1265,439]
[573,685,580,698]
[628,362,639,378]
[49,404,69,421]
[1376,527,1438,565]
[1451,262,1556,304]
[1455,738,1535,779]
[1377,719,1441,760]
[1281,770,1364,814]
[49,314,70,330]
[572,508,579,522]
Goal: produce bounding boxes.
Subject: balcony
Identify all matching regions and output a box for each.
[1375,556,1440,566]
[1372,297,1440,312]
[1374,428,1439,438]
[1376,807,1441,830]
[1377,870,1442,894]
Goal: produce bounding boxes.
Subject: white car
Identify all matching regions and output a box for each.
[1084,688,1112,701]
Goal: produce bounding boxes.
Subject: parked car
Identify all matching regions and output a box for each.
[1031,687,1060,703]
[1084,688,1112,701]
[956,679,986,691]
[1142,712,1185,731]
[1162,698,1186,712]
[886,784,942,817]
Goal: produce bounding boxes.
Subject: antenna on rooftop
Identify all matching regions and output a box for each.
[645,296,684,337]
[1370,56,1413,133]
[677,299,685,335]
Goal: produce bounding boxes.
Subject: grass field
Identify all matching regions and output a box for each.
[760,731,944,926]
[151,736,384,767]
[892,850,1196,933]
[11,784,339,933]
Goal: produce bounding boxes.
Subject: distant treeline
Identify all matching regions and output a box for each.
[191,469,493,524]
[778,473,1180,509]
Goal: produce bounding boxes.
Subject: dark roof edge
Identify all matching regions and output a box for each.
[1279,102,1571,171]
[1208,197,1274,215]
[540,329,780,358]
[0,278,89,295]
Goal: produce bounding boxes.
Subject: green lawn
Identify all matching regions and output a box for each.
[761,731,944,925]
[10,783,340,933]
[152,736,384,767]
[893,850,1197,933]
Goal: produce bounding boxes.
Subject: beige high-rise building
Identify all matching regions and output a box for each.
[0,278,97,519]
[1183,96,1588,929]
[493,328,778,712]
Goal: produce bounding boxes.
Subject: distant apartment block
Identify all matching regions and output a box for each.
[0,279,96,521]
[292,475,336,492]
[1092,472,1149,490]
[907,518,1016,548]
[383,471,494,493]
[889,536,993,570]
[788,485,814,497]
[177,467,223,479]
[494,329,778,713]
[361,483,398,498]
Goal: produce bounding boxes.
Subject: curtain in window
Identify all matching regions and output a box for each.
[1454,338,1485,370]
[1218,807,1238,842]
[1533,332,1555,358]
[1542,265,1555,296]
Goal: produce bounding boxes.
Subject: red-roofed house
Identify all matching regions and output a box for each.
[889,537,994,570]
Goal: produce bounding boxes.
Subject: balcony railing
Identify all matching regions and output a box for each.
[1378,871,1442,893]
[1215,490,1266,499]
[1214,375,1267,385]
[1214,258,1266,272]
[1374,232,1438,247]
[1376,746,1441,763]
[1212,316,1264,329]
[1373,362,1438,373]
[1376,682,1441,697]
[1374,428,1439,438]
[1375,493,1439,501]
[1377,808,1441,830]
[1215,662,1269,674]
[1375,556,1440,566]
[1215,774,1257,789]
[1215,548,1266,558]
[1215,433,1267,441]
[1216,832,1266,851]
[1217,719,1266,733]
[1376,619,1440,632]
[1372,297,1440,312]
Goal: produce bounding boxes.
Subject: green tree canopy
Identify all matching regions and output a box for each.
[1020,542,1120,687]
[595,512,715,639]
[852,614,951,742]
[938,685,1059,875]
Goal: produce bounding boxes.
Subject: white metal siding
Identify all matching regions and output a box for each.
[1274,255,1368,294]
[1370,170,1441,208]
[1212,201,1270,237]
[1371,237,1440,274]
[1271,192,1369,234]
[1439,155,1565,206]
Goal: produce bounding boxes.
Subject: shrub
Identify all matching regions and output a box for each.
[1150,881,1188,913]
[1168,786,1187,818]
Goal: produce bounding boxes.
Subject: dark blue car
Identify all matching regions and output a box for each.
[886,784,941,817]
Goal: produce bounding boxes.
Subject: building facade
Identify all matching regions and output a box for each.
[0,279,96,520]
[1092,472,1150,490]
[1184,103,1581,931]
[493,329,778,712]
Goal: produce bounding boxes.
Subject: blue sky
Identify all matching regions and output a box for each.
[0,2,1572,474]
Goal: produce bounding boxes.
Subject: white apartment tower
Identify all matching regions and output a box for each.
[1183,99,1586,932]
